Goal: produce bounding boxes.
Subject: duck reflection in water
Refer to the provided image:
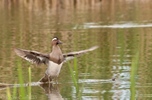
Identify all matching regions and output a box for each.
[39,83,63,100]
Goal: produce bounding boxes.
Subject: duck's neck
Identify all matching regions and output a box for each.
[52,45,62,54]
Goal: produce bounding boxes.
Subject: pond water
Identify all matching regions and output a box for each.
[0,0,152,100]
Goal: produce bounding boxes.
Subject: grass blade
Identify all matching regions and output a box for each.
[17,60,26,99]
[6,87,12,100]
[68,58,79,92]
[28,67,31,100]
[12,82,17,99]
[130,52,139,100]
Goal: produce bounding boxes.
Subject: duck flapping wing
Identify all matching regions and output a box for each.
[14,46,99,65]
[63,46,99,62]
[14,48,49,65]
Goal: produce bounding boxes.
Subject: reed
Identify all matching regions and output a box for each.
[12,82,17,100]
[28,67,32,100]
[130,52,139,100]
[6,87,11,100]
[68,58,79,90]
[68,58,80,95]
[68,57,89,99]
[17,60,26,99]
[6,60,32,100]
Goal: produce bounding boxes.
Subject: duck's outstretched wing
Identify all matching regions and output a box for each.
[63,46,99,62]
[14,48,49,65]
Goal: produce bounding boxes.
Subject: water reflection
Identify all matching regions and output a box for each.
[40,83,63,100]
[0,82,64,100]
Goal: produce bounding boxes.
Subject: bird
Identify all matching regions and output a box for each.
[14,37,98,83]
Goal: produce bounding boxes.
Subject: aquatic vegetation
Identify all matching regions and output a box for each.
[130,52,139,100]
[68,57,90,99]
[17,60,26,99]
[68,58,79,91]
[6,60,32,100]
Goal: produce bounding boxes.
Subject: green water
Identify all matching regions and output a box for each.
[0,1,152,100]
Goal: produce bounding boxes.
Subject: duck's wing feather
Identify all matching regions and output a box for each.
[14,48,49,65]
[63,46,99,62]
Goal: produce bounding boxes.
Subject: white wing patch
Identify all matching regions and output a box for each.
[24,57,35,63]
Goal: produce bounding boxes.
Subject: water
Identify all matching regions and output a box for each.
[0,0,152,100]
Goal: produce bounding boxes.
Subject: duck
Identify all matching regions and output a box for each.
[14,37,98,83]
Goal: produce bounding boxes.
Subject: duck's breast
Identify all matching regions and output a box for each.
[46,61,63,77]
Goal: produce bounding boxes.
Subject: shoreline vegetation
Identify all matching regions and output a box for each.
[0,0,151,11]
[0,0,151,19]
[0,0,102,10]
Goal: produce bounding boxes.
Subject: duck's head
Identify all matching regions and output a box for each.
[52,37,62,45]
